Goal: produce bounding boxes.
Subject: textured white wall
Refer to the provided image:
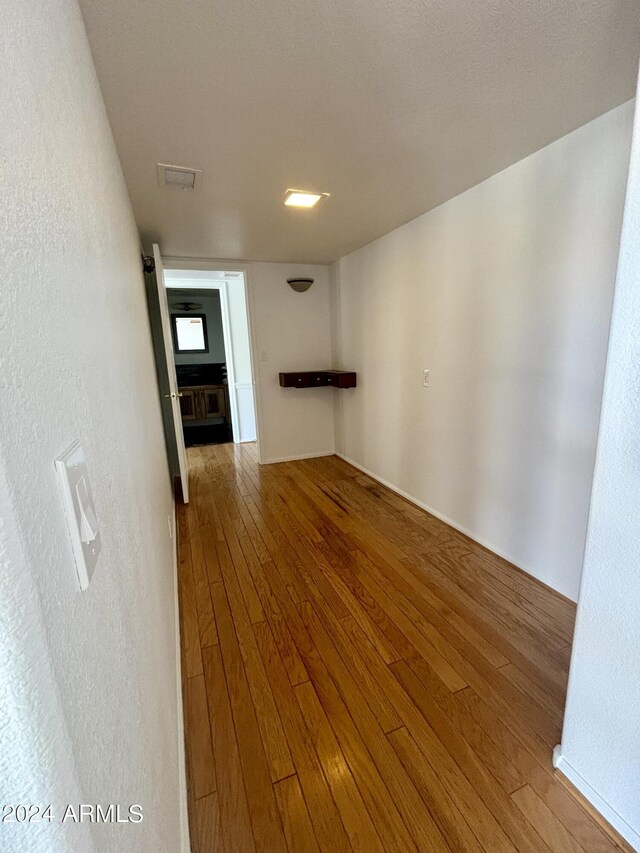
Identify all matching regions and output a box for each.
[0,464,94,853]
[0,1,183,851]
[332,102,633,600]
[557,82,640,850]
[248,263,334,463]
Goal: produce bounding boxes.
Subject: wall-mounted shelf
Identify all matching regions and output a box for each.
[279,370,357,389]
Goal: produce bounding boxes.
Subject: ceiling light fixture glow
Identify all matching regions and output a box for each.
[284,188,329,208]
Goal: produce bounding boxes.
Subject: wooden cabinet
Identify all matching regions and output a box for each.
[179,388,197,420]
[177,384,227,423]
[202,387,226,419]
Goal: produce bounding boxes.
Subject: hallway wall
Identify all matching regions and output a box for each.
[557,70,640,850]
[249,262,334,463]
[0,1,184,850]
[331,102,634,600]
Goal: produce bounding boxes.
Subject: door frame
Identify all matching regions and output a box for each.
[162,257,263,461]
[167,279,239,444]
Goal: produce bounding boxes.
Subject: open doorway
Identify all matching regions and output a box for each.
[163,268,257,450]
[145,249,261,501]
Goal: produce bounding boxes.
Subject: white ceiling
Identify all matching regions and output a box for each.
[79,0,639,264]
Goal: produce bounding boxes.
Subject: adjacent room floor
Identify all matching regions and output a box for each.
[178,443,626,853]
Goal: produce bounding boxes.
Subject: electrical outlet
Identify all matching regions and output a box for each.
[422,369,430,388]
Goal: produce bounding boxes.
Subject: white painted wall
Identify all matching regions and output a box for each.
[331,102,634,600]
[556,81,640,851]
[248,263,334,463]
[0,1,185,851]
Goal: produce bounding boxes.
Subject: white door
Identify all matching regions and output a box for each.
[153,244,190,503]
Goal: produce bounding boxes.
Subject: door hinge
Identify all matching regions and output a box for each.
[142,255,155,274]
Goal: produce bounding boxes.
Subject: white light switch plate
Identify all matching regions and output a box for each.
[55,441,101,591]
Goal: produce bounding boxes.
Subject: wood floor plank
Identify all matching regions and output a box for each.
[184,675,216,800]
[511,785,586,853]
[202,644,255,853]
[178,527,203,679]
[272,473,468,693]
[267,541,403,735]
[298,605,523,853]
[526,765,622,853]
[299,601,450,853]
[195,792,223,853]
[250,560,309,686]
[273,775,321,853]
[252,620,352,853]
[261,478,403,667]
[396,660,526,796]
[199,523,222,584]
[321,540,467,694]
[388,727,485,853]
[214,511,295,783]
[253,576,417,853]
[371,550,509,668]
[268,460,558,742]
[294,680,386,852]
[412,550,570,679]
[391,659,550,852]
[217,500,265,624]
[186,515,219,649]
[224,489,310,686]
[243,493,310,605]
[499,662,565,729]
[210,582,287,852]
[289,640,419,852]
[461,549,576,637]
[310,470,568,684]
[455,684,554,784]
[175,445,618,853]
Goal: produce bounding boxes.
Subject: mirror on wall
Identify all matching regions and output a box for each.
[171,314,209,354]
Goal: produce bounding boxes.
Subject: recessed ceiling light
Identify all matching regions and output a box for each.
[284,188,329,208]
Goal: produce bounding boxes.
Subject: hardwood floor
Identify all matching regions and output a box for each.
[178,442,627,853]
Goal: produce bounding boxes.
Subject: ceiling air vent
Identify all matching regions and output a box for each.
[157,163,202,190]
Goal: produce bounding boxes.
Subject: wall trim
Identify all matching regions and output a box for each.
[335,452,576,603]
[553,747,640,851]
[261,451,334,465]
[171,500,190,853]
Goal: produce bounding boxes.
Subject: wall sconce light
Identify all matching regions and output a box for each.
[287,278,314,293]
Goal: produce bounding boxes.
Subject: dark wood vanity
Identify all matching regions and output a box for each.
[176,363,231,444]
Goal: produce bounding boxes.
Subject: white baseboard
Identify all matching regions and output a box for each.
[553,747,640,851]
[171,500,191,853]
[335,452,576,602]
[260,450,335,465]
